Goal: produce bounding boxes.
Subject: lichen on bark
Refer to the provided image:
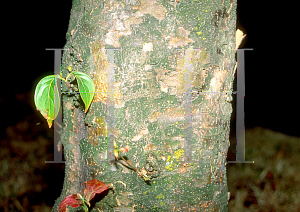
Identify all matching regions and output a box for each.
[53,0,237,211]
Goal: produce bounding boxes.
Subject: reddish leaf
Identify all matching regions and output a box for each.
[83,179,110,202]
[119,147,128,153]
[59,194,82,212]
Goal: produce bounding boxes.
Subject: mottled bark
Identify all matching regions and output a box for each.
[53,0,237,211]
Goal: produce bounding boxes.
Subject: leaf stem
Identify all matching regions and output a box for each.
[81,197,89,212]
[55,74,71,88]
[117,152,138,172]
[65,72,74,81]
[114,141,150,181]
[117,151,150,181]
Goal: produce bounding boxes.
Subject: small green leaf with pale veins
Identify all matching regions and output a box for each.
[34,75,60,128]
[72,71,95,112]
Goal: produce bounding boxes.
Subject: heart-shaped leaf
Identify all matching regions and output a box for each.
[83,179,110,202]
[72,71,95,112]
[34,75,60,128]
[59,194,82,212]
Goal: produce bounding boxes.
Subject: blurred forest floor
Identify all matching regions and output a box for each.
[0,92,64,212]
[227,128,300,211]
[1,92,300,211]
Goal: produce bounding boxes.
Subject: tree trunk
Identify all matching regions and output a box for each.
[53,0,236,211]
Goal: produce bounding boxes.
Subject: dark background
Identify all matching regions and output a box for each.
[237,2,298,136]
[3,0,298,137]
[1,0,298,211]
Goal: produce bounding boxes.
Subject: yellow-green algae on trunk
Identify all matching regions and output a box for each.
[53,0,237,211]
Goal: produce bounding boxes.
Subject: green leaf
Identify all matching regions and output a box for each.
[34,75,60,128]
[71,71,95,112]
